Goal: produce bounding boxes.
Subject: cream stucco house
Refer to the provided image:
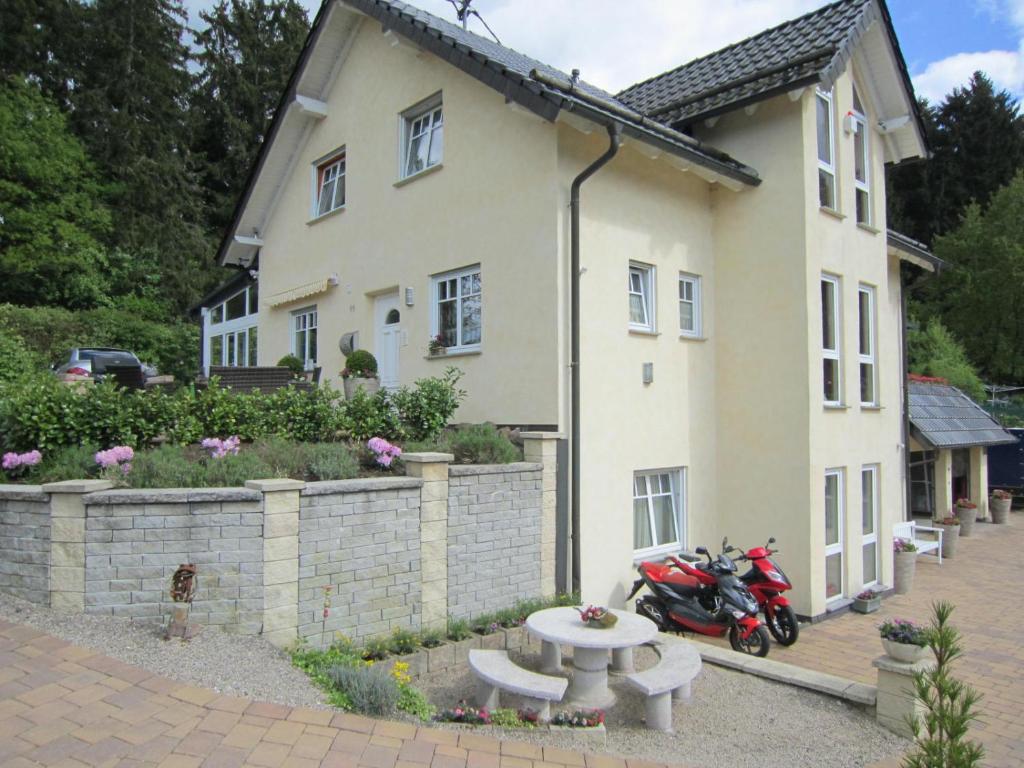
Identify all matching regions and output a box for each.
[206,0,942,618]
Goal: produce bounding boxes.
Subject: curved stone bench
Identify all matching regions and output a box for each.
[625,641,702,732]
[469,649,567,720]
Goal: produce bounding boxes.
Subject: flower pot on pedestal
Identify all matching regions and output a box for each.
[881,638,928,663]
[893,551,917,595]
[343,376,380,400]
[933,520,959,558]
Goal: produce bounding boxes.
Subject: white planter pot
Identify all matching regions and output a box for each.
[933,523,959,558]
[893,551,917,595]
[956,506,977,536]
[343,376,380,399]
[990,496,1011,524]
[882,638,928,663]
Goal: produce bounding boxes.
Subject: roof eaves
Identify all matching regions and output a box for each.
[888,229,944,271]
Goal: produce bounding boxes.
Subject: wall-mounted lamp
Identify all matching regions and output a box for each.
[642,362,654,385]
[327,273,340,286]
[405,287,414,306]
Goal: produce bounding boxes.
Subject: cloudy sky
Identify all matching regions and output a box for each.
[183,0,1024,104]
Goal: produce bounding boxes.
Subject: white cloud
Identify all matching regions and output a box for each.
[913,49,1024,103]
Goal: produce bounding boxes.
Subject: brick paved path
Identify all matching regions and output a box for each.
[698,514,1024,767]
[0,620,678,768]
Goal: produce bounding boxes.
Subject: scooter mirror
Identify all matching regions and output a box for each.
[721,537,729,551]
[695,546,708,556]
[768,537,776,545]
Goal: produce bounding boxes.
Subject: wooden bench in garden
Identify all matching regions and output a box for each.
[625,641,702,732]
[468,649,567,720]
[893,520,943,564]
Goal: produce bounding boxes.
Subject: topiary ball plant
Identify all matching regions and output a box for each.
[276,354,305,376]
[343,350,378,378]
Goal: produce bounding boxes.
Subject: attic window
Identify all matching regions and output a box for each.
[816,89,836,210]
[852,85,871,225]
[401,95,443,179]
[313,151,345,218]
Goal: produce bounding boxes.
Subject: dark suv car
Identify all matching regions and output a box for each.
[53,347,144,379]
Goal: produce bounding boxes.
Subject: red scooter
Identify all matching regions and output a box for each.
[627,543,771,657]
[734,537,799,646]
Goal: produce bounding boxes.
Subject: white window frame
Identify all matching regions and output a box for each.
[824,468,845,602]
[861,465,880,588]
[632,468,686,561]
[400,95,443,180]
[816,89,837,210]
[629,262,655,332]
[430,265,481,353]
[204,285,259,373]
[822,274,841,406]
[678,273,702,338]
[852,86,871,225]
[292,306,318,367]
[310,150,346,219]
[858,284,877,406]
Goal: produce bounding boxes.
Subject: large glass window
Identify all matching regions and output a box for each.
[432,265,481,351]
[825,469,845,601]
[206,284,258,369]
[629,263,655,332]
[679,273,702,337]
[292,306,317,366]
[852,86,871,225]
[858,285,877,405]
[402,99,443,179]
[633,469,685,557]
[816,89,837,210]
[822,275,841,405]
[314,153,346,217]
[862,466,879,587]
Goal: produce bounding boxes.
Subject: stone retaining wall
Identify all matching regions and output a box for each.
[0,486,52,605]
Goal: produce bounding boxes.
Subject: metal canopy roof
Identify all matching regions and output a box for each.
[909,380,1017,449]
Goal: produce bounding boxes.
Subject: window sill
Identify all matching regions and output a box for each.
[394,163,443,188]
[679,334,707,342]
[860,404,883,411]
[823,403,850,411]
[628,328,660,338]
[819,206,846,221]
[632,544,682,564]
[424,348,480,360]
[856,222,881,235]
[306,206,346,226]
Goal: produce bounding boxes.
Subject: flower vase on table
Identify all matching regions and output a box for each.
[576,605,618,629]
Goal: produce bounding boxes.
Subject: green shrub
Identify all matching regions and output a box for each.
[472,613,499,635]
[200,451,273,487]
[342,389,404,442]
[361,637,390,661]
[304,442,359,480]
[128,446,204,488]
[419,628,444,648]
[390,367,465,441]
[27,444,99,483]
[276,354,304,375]
[397,684,434,720]
[446,618,471,642]
[446,423,520,464]
[325,665,398,716]
[0,328,46,385]
[259,385,343,442]
[388,628,419,656]
[490,708,526,728]
[344,350,378,378]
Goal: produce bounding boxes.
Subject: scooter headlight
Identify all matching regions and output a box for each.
[730,608,746,619]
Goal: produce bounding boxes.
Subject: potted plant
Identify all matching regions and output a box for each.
[852,588,882,614]
[955,498,977,536]
[990,488,1012,524]
[932,515,960,559]
[427,334,446,357]
[341,350,380,399]
[893,537,918,595]
[878,617,929,663]
[276,354,305,380]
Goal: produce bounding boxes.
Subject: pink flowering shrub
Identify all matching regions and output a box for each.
[201,436,241,459]
[367,437,402,468]
[2,450,42,476]
[95,446,134,476]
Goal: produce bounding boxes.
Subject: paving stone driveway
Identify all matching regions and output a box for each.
[0,620,678,768]
[742,514,1024,767]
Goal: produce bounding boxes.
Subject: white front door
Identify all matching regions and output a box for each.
[375,293,401,389]
[825,469,845,602]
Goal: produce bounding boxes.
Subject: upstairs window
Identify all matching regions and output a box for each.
[629,263,655,332]
[678,273,702,337]
[822,275,841,405]
[816,89,836,210]
[858,285,877,405]
[852,86,871,225]
[432,265,481,351]
[402,97,443,179]
[314,152,345,217]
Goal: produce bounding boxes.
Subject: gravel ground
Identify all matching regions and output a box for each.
[0,594,326,708]
[0,597,908,767]
[415,644,911,768]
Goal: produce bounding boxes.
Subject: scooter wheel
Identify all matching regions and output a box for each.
[729,624,770,657]
[766,604,800,646]
[635,597,667,630]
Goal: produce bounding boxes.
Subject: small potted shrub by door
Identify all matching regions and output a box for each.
[879,617,929,663]
[341,350,380,399]
[955,498,977,536]
[852,588,882,614]
[990,489,1012,524]
[932,515,960,559]
[893,538,918,595]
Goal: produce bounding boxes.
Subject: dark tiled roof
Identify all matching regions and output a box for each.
[909,381,1017,449]
[616,0,871,125]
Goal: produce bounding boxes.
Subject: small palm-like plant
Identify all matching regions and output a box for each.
[903,601,984,768]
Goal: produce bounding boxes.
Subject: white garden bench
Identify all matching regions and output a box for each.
[468,649,567,720]
[624,641,702,732]
[893,520,943,564]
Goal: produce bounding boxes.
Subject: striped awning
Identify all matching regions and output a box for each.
[266,277,334,308]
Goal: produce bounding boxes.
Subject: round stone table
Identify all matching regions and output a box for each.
[525,607,658,708]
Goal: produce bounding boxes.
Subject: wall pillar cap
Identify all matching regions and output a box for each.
[402,452,454,464]
[871,654,935,674]
[42,479,114,494]
[520,432,565,440]
[245,478,306,492]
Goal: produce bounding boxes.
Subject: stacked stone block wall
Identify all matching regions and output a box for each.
[0,486,52,605]
[82,488,264,632]
[297,478,423,644]
[447,463,544,620]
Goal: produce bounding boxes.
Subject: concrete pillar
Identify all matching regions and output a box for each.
[969,446,988,520]
[246,479,303,648]
[521,432,562,597]
[403,452,453,631]
[934,449,953,519]
[873,654,933,738]
[42,480,113,611]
